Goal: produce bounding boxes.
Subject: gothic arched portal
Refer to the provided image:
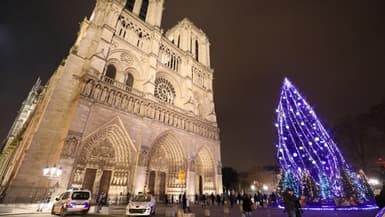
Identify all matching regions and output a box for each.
[70,119,136,203]
[147,133,187,200]
[195,146,216,194]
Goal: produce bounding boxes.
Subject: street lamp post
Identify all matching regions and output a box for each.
[42,165,62,200]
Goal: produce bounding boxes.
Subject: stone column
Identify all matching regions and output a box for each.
[215,163,223,194]
[134,166,147,194]
[216,174,223,194]
[132,0,143,16]
[186,158,196,201]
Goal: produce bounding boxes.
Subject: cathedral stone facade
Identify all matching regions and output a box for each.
[0,0,222,203]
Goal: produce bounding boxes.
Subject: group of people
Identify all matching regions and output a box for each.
[162,191,279,217]
[232,192,278,217]
[197,193,226,207]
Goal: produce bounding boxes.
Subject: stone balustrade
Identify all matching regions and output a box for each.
[158,41,183,72]
[116,12,152,53]
[81,73,219,140]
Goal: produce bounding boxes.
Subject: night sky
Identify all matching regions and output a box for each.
[1,0,385,171]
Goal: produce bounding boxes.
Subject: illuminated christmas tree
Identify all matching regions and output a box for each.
[275,78,375,208]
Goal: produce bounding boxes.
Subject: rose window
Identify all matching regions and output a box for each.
[154,78,175,104]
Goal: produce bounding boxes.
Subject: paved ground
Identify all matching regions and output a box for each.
[0,203,380,217]
[189,205,379,217]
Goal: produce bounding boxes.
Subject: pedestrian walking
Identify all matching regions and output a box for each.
[230,193,235,207]
[182,192,187,212]
[211,193,215,205]
[202,194,207,207]
[375,182,385,209]
[96,191,100,203]
[126,191,130,204]
[97,192,107,213]
[283,188,302,217]
[216,194,221,205]
[165,194,169,205]
[258,192,264,208]
[242,194,253,217]
[269,192,277,207]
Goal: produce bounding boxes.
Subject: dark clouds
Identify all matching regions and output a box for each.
[1,0,385,171]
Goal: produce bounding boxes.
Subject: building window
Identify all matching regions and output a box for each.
[177,35,180,48]
[195,40,199,61]
[126,73,134,90]
[105,64,116,79]
[139,0,149,21]
[125,0,135,12]
[154,77,175,104]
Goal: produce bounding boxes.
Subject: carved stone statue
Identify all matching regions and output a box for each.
[61,136,80,159]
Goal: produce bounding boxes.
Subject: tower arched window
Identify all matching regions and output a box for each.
[126,73,134,91]
[154,77,175,104]
[195,40,199,61]
[125,0,135,12]
[139,0,149,21]
[105,64,116,79]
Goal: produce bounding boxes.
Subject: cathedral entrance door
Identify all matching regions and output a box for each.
[83,168,97,192]
[148,171,155,194]
[199,175,203,195]
[148,171,166,201]
[159,172,166,201]
[99,170,112,195]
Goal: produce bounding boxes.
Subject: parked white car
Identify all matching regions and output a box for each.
[126,194,155,216]
[51,189,91,216]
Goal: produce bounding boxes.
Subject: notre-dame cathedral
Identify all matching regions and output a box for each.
[0,0,222,203]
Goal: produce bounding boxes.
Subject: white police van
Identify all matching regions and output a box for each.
[51,189,91,216]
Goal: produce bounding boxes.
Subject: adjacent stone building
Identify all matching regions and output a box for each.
[0,0,222,203]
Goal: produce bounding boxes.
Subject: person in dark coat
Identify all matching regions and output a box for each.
[283,188,302,217]
[216,194,221,205]
[253,193,258,206]
[269,192,277,206]
[210,193,215,205]
[230,193,234,207]
[97,192,107,213]
[165,194,169,205]
[376,183,385,209]
[237,193,242,204]
[202,194,207,207]
[258,192,264,207]
[182,193,187,212]
[242,194,253,217]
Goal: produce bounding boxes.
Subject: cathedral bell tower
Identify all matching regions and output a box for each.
[88,0,164,28]
[123,0,164,27]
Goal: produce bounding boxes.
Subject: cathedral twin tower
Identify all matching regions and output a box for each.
[0,0,222,203]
